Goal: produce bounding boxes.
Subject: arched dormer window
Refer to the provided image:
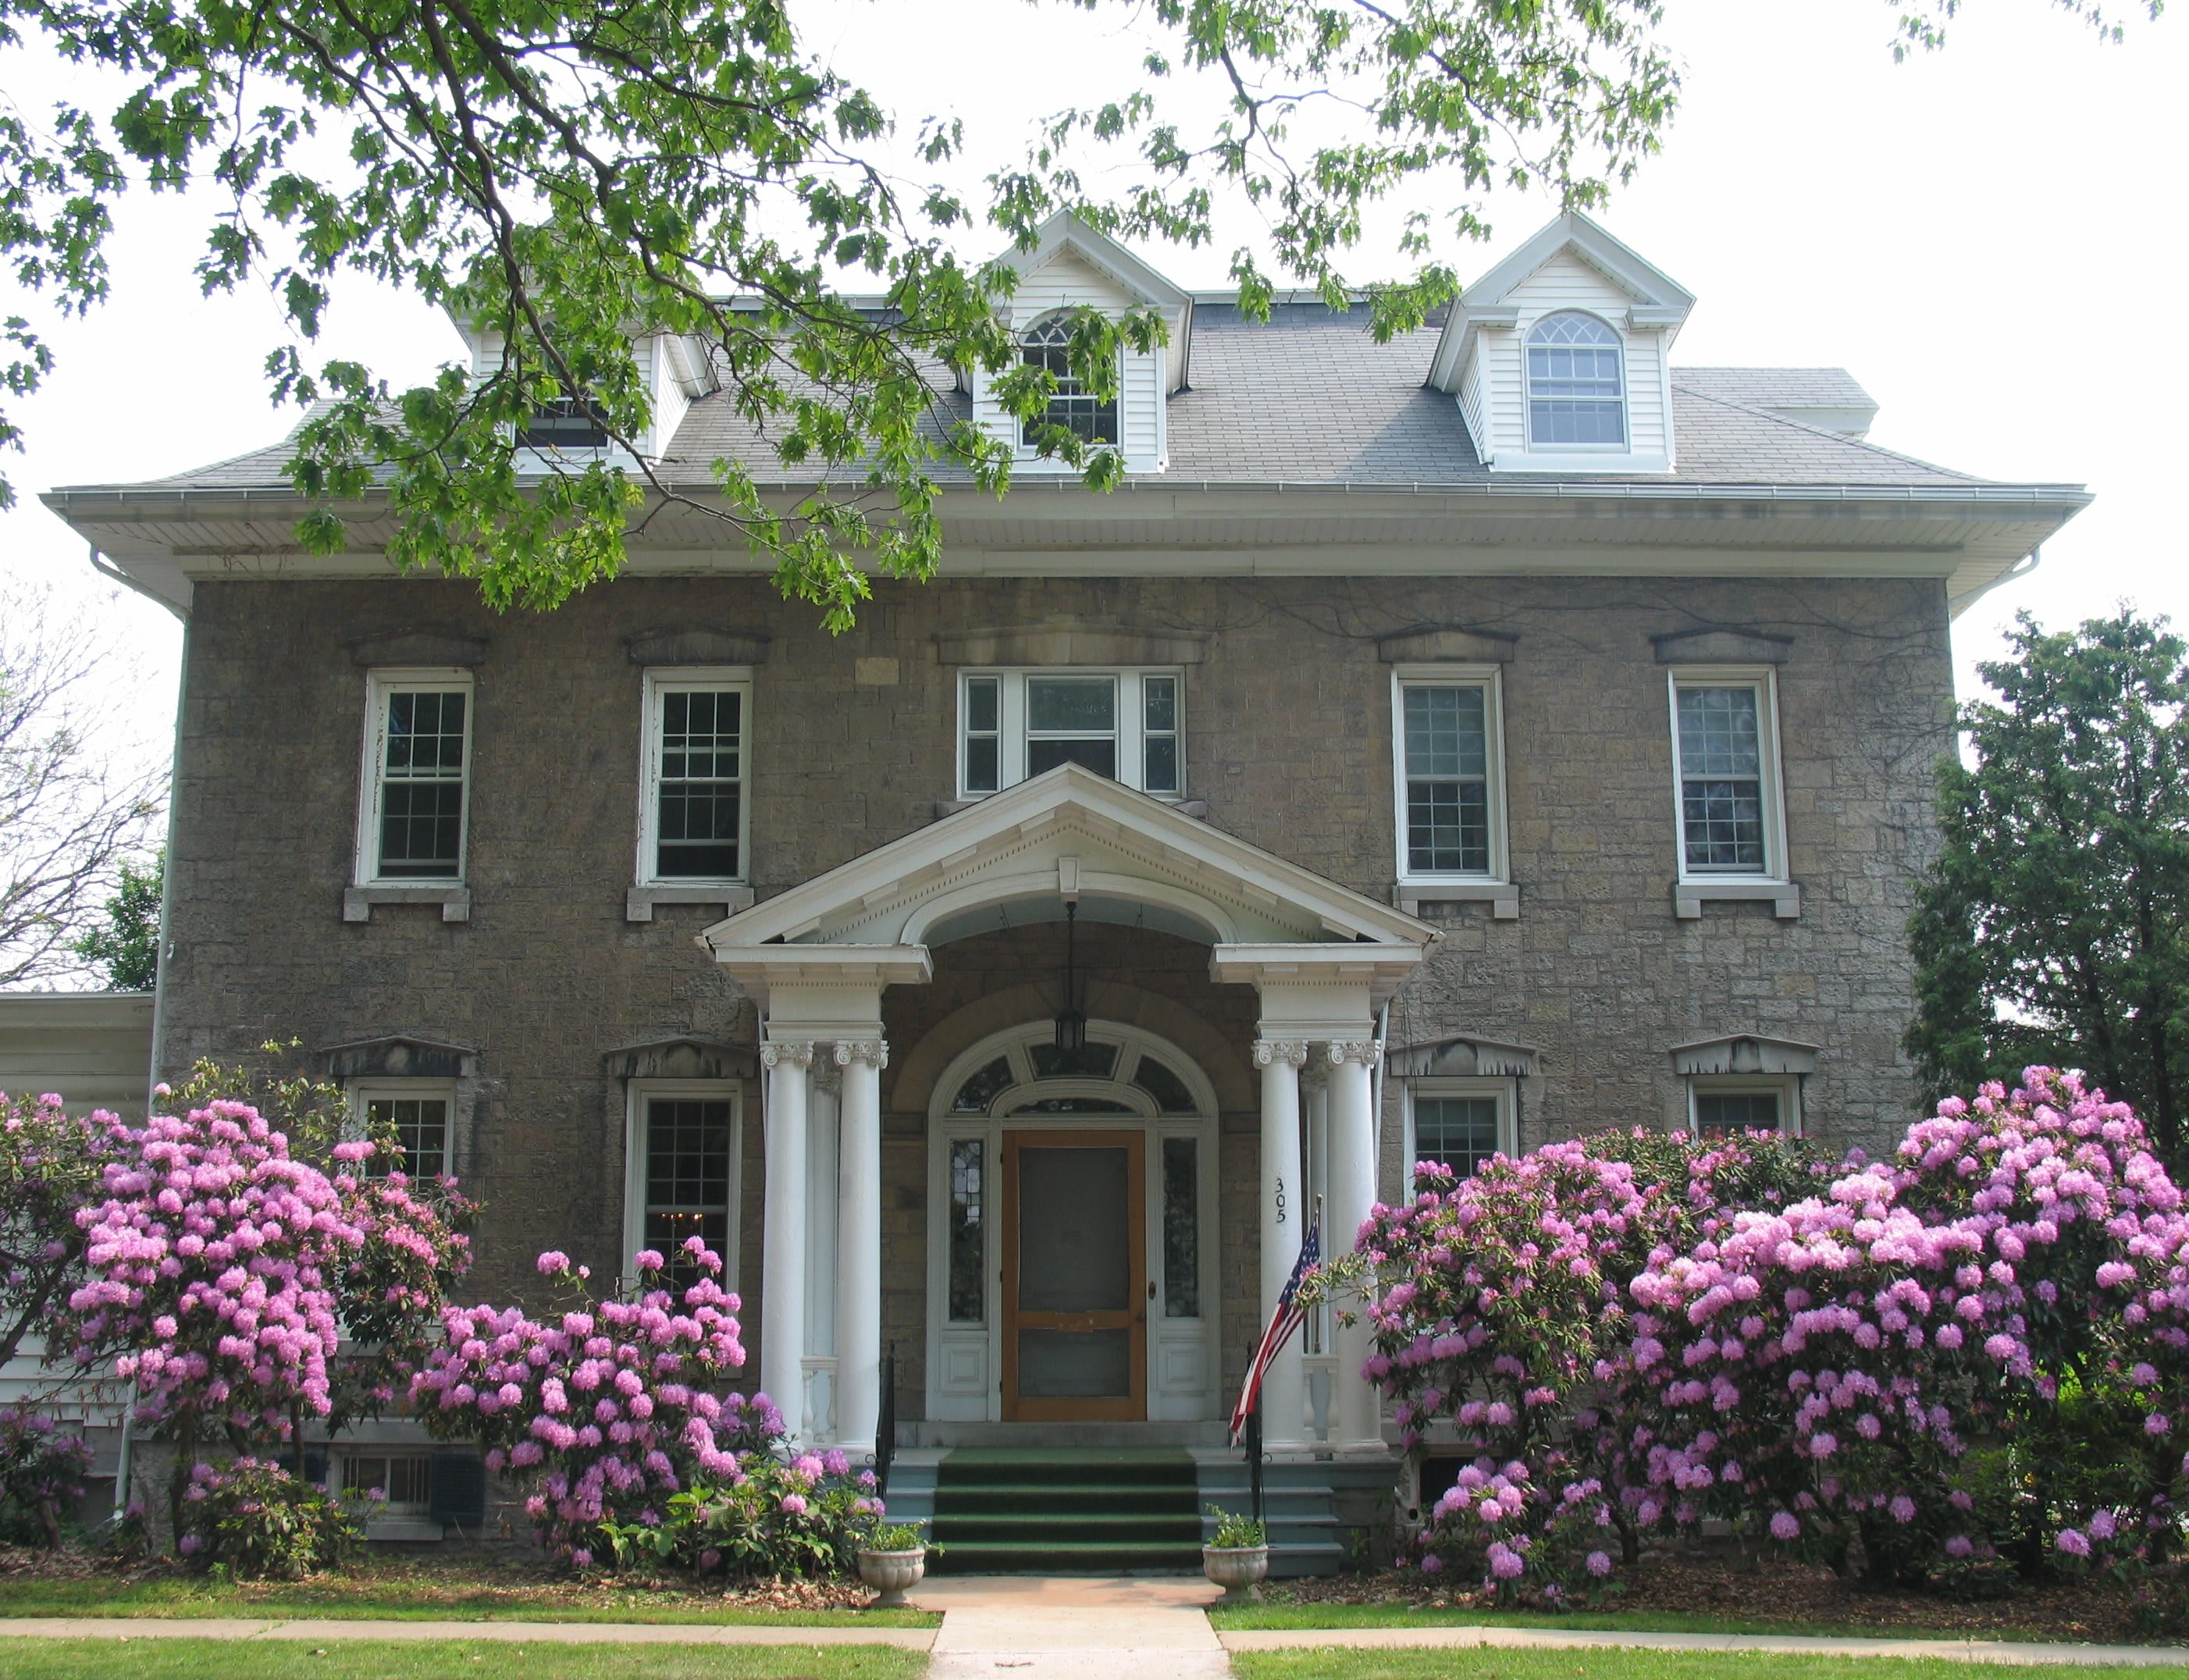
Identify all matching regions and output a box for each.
[1020,314,1118,447]
[1525,311,1625,447]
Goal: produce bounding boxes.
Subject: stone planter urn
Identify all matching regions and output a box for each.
[1201,1543,1269,1601]
[856,1545,927,1607]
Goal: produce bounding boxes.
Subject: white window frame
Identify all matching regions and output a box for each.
[1403,1077,1517,1187]
[354,668,475,888]
[1667,666,1789,887]
[956,667,1185,799]
[348,1079,457,1181]
[1525,310,1628,452]
[621,1078,743,1290]
[1685,1075,1802,1137]
[635,667,753,888]
[1391,666,1510,888]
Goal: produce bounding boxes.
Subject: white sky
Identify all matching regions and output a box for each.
[2,0,2183,775]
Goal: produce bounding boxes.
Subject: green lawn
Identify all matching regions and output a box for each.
[1230,1653,2169,1680]
[1209,1601,2046,1640]
[0,1640,925,1680]
[0,1574,936,1628]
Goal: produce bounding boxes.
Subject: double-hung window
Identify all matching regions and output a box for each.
[352,1084,453,1180]
[1392,669,1507,886]
[1668,669,1786,883]
[1405,1079,1516,1191]
[622,1080,741,1288]
[358,671,472,885]
[959,669,1183,798]
[1688,1078,1799,1137]
[639,670,750,884]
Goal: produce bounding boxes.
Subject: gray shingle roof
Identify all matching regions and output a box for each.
[98,302,1997,496]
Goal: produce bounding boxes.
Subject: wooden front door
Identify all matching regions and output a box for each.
[1000,1129,1147,1422]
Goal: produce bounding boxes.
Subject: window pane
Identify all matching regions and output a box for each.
[966,735,1000,793]
[1162,1137,1199,1319]
[1403,686,1486,779]
[1144,677,1177,733]
[1133,1056,1197,1114]
[966,676,999,733]
[949,1138,984,1323]
[1143,734,1178,793]
[1027,1040,1118,1080]
[1027,738,1117,778]
[1414,1096,1501,1184]
[365,1097,447,1180]
[952,1056,1013,1113]
[656,687,742,879]
[1027,677,1116,733]
[1678,688,1767,872]
[645,1098,732,1283]
[1677,688,1762,778]
[1020,326,1119,447]
[1695,1091,1782,1136]
[377,688,466,879]
[1406,781,1490,874]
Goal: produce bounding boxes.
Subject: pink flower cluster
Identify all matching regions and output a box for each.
[411,1238,751,1561]
[64,1102,363,1436]
[1358,1073,2189,1596]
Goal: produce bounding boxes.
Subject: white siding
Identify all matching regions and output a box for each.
[1122,344,1163,472]
[1001,247,1137,325]
[1490,247,1672,470]
[1458,343,1491,461]
[643,334,692,461]
[974,245,1164,471]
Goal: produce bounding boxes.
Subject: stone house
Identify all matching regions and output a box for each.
[43,212,2087,1565]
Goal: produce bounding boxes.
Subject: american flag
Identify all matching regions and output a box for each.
[1229,1208,1321,1443]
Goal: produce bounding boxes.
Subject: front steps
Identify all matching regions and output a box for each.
[927,1447,1204,1575]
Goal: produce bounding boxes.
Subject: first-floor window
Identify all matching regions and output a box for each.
[1669,670,1785,880]
[1393,670,1507,884]
[358,670,472,884]
[625,1084,740,1286]
[1406,1080,1515,1189]
[343,1451,431,1512]
[947,1137,985,1324]
[1689,1078,1798,1136]
[640,670,750,883]
[354,1086,452,1180]
[959,668,1185,798]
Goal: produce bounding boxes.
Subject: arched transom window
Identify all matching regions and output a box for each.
[1020,314,1119,447]
[1525,311,1625,447]
[940,1021,1212,1119]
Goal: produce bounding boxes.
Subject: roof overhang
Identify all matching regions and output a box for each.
[48,476,2090,621]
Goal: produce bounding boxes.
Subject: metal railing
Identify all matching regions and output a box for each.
[874,1343,897,1500]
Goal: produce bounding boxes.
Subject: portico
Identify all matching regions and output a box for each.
[699,764,1433,1456]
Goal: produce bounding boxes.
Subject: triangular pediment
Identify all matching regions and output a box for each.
[700,763,1433,952]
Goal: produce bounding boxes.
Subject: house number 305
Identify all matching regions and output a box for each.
[1274,1176,1288,1224]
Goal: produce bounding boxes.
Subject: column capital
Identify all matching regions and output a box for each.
[761,1040,817,1071]
[1326,1039,1383,1069]
[1252,1038,1309,1069]
[834,1039,889,1070]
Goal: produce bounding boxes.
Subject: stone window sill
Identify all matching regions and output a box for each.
[343,884,471,924]
[364,1517,444,1543]
[1394,881,1520,920]
[626,884,758,923]
[1673,880,1801,920]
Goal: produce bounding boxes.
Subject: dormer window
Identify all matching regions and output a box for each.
[518,395,610,450]
[1020,315,1117,447]
[1526,313,1625,447]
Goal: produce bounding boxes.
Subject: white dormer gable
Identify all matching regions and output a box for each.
[453,319,721,468]
[970,212,1193,475]
[1429,212,1694,475]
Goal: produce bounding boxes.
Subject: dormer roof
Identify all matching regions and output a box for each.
[981,212,1195,393]
[1428,211,1696,392]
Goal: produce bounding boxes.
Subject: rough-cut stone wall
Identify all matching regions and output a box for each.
[158,569,1954,1401]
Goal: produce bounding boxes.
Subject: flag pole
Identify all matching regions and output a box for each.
[1247,1394,1265,1532]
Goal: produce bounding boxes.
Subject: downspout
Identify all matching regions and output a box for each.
[1372,1001,1391,1176]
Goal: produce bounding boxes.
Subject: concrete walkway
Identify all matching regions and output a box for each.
[911,1574,1230,1678]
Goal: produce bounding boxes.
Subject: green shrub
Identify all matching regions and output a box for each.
[178,1458,360,1579]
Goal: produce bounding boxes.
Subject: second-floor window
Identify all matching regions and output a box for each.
[1668,670,1785,881]
[358,671,472,884]
[640,671,750,884]
[1393,671,1507,884]
[1020,315,1118,447]
[959,669,1182,798]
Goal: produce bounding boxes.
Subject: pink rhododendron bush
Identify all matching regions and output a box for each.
[1354,1070,2189,1604]
[49,1080,473,1549]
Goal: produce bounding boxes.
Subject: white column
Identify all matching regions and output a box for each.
[1301,1062,1332,1443]
[1326,1038,1385,1455]
[834,1038,888,1455]
[1254,1038,1310,1453]
[760,1040,814,1441]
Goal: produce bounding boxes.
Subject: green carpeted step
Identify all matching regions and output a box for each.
[928,1447,1203,1575]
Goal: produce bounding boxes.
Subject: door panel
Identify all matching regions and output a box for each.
[1001,1129,1146,1421]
